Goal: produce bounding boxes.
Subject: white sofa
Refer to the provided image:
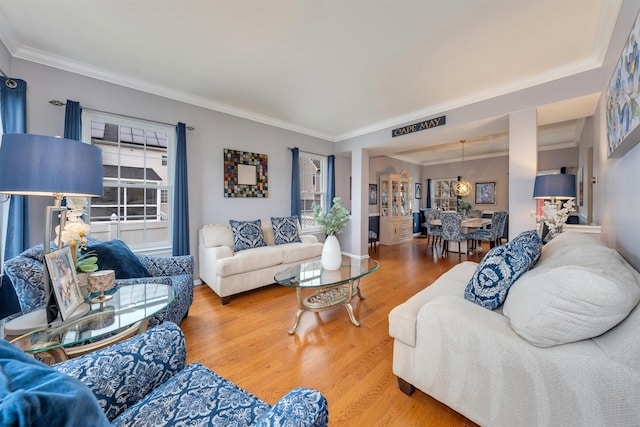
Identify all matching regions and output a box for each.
[389,231,640,426]
[199,219,323,304]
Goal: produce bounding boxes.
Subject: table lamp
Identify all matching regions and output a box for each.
[532,174,576,205]
[0,133,103,333]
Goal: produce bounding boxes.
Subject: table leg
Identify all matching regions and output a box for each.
[344,302,360,327]
[344,279,361,327]
[288,288,306,335]
[352,278,365,300]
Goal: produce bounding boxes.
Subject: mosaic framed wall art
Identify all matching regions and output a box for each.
[606,9,640,158]
[223,148,268,197]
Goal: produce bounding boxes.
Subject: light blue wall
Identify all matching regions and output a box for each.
[8,59,334,277]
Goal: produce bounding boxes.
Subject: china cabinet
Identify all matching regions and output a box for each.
[379,171,413,245]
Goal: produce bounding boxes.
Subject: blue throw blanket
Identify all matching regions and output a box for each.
[0,339,109,427]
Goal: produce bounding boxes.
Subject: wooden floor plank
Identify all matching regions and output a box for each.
[181,237,481,426]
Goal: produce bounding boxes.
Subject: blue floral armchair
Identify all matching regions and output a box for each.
[2,240,193,326]
[0,322,328,426]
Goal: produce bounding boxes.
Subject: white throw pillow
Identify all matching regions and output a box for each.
[504,265,640,347]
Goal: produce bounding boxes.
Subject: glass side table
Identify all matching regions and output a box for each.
[274,257,380,334]
[3,283,174,364]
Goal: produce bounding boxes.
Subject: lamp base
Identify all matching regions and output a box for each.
[4,302,90,336]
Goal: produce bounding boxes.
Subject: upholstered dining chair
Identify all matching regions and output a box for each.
[470,210,508,252]
[422,208,442,252]
[439,211,472,261]
[495,210,509,245]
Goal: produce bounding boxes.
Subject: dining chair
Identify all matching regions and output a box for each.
[495,211,509,245]
[439,211,472,261]
[470,210,508,252]
[422,208,442,252]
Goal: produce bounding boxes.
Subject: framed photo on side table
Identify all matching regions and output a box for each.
[45,247,84,321]
[475,181,497,205]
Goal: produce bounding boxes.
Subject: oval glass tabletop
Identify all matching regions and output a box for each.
[8,283,174,354]
[274,257,380,289]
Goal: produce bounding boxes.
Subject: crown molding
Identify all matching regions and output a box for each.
[11,45,335,142]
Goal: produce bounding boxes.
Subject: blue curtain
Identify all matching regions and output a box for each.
[290,148,301,219]
[1,78,28,260]
[326,155,335,210]
[426,179,432,208]
[172,123,190,256]
[63,100,82,140]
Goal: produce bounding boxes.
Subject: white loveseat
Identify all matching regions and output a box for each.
[389,231,640,426]
[199,219,323,304]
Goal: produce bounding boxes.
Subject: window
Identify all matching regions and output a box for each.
[299,153,326,231]
[82,111,174,250]
[431,177,458,211]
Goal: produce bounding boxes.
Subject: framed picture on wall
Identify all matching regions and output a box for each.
[369,184,378,205]
[475,181,496,205]
[415,183,422,199]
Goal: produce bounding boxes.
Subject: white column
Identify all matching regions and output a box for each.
[348,148,369,258]
[508,109,538,239]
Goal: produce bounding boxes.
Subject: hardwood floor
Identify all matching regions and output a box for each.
[180,237,481,426]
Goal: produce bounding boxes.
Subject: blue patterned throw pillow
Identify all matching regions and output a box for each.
[510,229,543,268]
[464,230,542,310]
[271,216,302,245]
[229,219,267,252]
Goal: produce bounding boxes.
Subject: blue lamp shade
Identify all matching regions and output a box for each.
[532,174,576,199]
[0,133,103,197]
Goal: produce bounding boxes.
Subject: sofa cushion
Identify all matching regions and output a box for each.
[201,224,235,248]
[86,240,152,279]
[216,246,284,277]
[464,230,541,310]
[280,242,323,264]
[261,219,276,246]
[229,219,268,252]
[0,339,110,427]
[271,216,302,245]
[504,265,640,347]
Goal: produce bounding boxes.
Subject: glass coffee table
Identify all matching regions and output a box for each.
[274,257,380,334]
[3,283,174,364]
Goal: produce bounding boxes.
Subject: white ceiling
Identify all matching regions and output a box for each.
[0,0,621,164]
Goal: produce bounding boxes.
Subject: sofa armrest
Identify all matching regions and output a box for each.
[52,322,187,422]
[300,234,319,244]
[138,254,194,276]
[256,387,328,427]
[198,244,234,285]
[389,261,477,347]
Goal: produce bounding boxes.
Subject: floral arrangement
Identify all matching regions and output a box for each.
[56,197,99,273]
[458,199,473,215]
[538,199,575,240]
[312,197,351,236]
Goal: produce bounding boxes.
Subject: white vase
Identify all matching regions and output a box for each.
[322,235,343,270]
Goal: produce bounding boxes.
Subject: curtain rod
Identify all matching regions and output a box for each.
[0,67,17,88]
[287,147,329,157]
[48,99,195,131]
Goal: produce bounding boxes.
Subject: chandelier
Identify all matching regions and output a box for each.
[454,140,471,197]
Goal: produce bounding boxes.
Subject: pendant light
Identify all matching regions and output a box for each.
[454,140,472,197]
